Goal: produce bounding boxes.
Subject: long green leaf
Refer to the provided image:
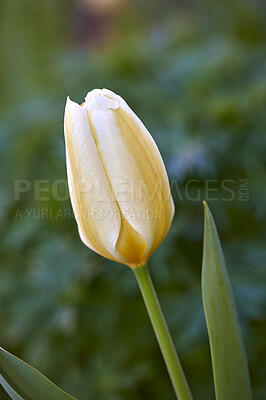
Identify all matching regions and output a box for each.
[0,347,78,400]
[0,374,24,400]
[202,202,252,400]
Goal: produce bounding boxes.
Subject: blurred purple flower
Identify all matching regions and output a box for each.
[168,144,209,180]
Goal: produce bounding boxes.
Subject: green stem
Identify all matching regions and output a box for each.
[133,264,193,400]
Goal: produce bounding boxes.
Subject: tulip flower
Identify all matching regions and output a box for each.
[64,89,193,400]
[64,88,174,268]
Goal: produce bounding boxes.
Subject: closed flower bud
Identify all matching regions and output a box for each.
[64,88,174,268]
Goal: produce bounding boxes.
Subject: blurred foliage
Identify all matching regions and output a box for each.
[0,0,266,399]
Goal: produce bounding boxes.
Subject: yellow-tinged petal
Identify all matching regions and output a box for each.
[64,97,124,264]
[116,217,147,267]
[85,89,174,264]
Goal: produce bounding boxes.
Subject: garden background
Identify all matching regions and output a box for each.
[0,0,266,399]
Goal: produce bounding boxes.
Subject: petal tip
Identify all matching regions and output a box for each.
[85,88,120,111]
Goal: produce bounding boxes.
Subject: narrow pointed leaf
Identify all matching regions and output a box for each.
[202,202,252,400]
[0,347,78,400]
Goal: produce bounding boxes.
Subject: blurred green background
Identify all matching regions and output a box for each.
[0,0,266,399]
